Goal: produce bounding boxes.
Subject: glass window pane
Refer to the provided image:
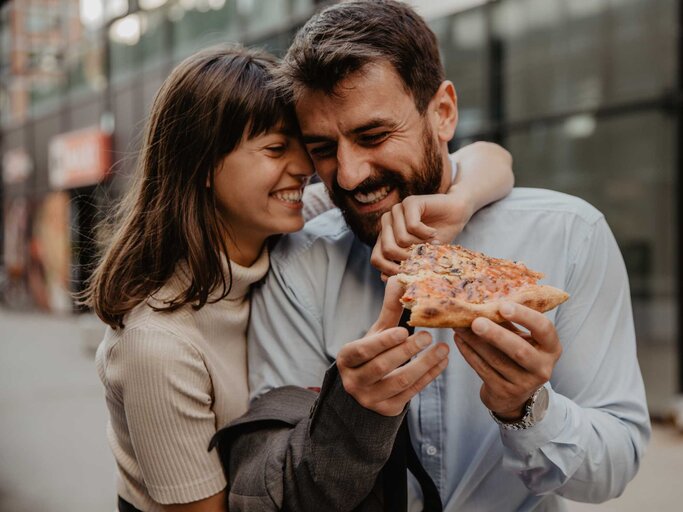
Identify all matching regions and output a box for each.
[433,9,489,137]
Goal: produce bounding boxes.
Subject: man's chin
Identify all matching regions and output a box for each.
[341,210,381,247]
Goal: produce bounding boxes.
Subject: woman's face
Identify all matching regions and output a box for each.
[213,126,314,256]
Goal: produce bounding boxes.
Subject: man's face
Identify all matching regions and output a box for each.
[296,62,450,245]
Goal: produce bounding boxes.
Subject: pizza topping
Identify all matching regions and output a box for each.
[396,243,569,328]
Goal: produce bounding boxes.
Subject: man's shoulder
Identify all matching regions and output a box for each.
[270,208,353,269]
[484,188,604,225]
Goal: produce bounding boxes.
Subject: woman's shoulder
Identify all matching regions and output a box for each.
[97,307,209,390]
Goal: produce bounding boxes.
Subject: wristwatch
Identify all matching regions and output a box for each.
[490,386,549,430]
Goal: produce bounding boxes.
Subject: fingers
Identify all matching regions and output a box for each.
[497,303,561,354]
[468,318,543,375]
[351,331,434,385]
[453,334,509,388]
[347,342,450,416]
[379,210,412,262]
[379,353,449,415]
[401,196,438,240]
[368,276,405,334]
[370,236,401,277]
[337,326,409,368]
[455,328,526,383]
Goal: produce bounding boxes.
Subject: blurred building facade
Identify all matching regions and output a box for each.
[0,0,679,414]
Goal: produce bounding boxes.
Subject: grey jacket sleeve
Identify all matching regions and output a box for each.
[209,364,405,512]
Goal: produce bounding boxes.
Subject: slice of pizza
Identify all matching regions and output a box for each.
[396,243,569,328]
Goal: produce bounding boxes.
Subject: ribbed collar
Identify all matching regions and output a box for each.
[221,248,270,301]
[151,248,270,306]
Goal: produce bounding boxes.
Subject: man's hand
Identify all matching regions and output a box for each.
[453,302,562,421]
[371,194,473,279]
[337,277,450,416]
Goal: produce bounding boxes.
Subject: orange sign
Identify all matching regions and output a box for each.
[49,126,112,190]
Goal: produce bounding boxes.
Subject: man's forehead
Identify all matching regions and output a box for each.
[295,62,416,134]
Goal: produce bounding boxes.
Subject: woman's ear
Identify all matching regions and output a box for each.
[430,80,458,143]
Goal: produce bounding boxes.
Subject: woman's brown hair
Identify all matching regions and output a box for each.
[81,44,295,329]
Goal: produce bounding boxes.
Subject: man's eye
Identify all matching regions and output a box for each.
[309,144,336,159]
[359,132,389,145]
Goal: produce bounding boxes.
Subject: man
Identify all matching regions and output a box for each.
[223,1,650,510]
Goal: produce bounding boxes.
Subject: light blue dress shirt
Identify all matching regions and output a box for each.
[248,187,651,511]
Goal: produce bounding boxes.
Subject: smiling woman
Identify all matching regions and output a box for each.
[213,122,312,266]
[77,44,315,512]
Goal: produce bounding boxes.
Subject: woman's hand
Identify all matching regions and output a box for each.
[370,193,474,279]
[371,141,514,280]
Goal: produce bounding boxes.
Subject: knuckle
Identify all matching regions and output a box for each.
[555,343,563,359]
[356,395,371,409]
[395,372,412,390]
[342,378,358,397]
[373,360,389,377]
[538,367,552,382]
[514,346,531,364]
[537,317,554,338]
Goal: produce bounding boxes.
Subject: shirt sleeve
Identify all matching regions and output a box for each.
[302,182,335,223]
[112,329,227,504]
[499,216,651,502]
[248,250,332,400]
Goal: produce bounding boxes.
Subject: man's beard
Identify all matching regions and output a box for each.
[329,124,444,246]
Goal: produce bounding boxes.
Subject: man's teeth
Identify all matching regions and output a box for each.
[273,189,303,203]
[354,185,391,205]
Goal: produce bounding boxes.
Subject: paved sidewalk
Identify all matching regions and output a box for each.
[1,309,682,511]
[0,309,114,512]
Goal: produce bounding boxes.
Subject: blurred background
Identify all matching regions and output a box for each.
[0,0,682,510]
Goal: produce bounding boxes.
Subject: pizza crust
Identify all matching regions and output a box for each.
[402,284,569,328]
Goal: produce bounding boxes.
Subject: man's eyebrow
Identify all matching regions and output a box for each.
[350,118,397,135]
[302,134,333,144]
[303,118,398,144]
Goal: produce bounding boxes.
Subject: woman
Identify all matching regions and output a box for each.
[83,44,513,512]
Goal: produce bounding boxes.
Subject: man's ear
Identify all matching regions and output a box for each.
[430,80,458,143]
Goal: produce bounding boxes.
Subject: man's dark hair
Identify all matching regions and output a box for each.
[280,0,445,114]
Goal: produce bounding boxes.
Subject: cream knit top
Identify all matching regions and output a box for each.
[95,250,270,511]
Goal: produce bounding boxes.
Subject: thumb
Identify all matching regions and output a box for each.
[369,275,406,334]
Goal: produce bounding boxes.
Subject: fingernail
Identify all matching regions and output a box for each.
[500,303,515,317]
[472,319,488,335]
[416,332,431,348]
[436,345,449,358]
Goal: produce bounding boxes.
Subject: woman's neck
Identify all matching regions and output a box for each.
[223,231,266,267]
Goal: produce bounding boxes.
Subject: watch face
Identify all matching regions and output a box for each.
[532,386,550,423]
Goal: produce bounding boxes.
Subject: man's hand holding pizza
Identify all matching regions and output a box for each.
[453,302,562,421]
[336,277,450,417]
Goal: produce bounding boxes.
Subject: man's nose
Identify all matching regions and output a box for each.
[336,144,371,191]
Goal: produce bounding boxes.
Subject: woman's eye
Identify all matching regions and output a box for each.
[265,145,286,154]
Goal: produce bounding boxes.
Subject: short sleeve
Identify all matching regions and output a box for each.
[110,329,226,504]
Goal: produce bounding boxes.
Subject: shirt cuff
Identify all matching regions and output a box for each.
[499,386,569,454]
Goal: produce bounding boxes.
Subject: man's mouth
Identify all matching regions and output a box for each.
[353,185,392,205]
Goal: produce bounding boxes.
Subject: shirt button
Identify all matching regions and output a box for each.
[426,445,438,456]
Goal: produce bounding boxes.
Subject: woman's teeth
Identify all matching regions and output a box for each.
[354,185,391,205]
[273,189,303,203]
